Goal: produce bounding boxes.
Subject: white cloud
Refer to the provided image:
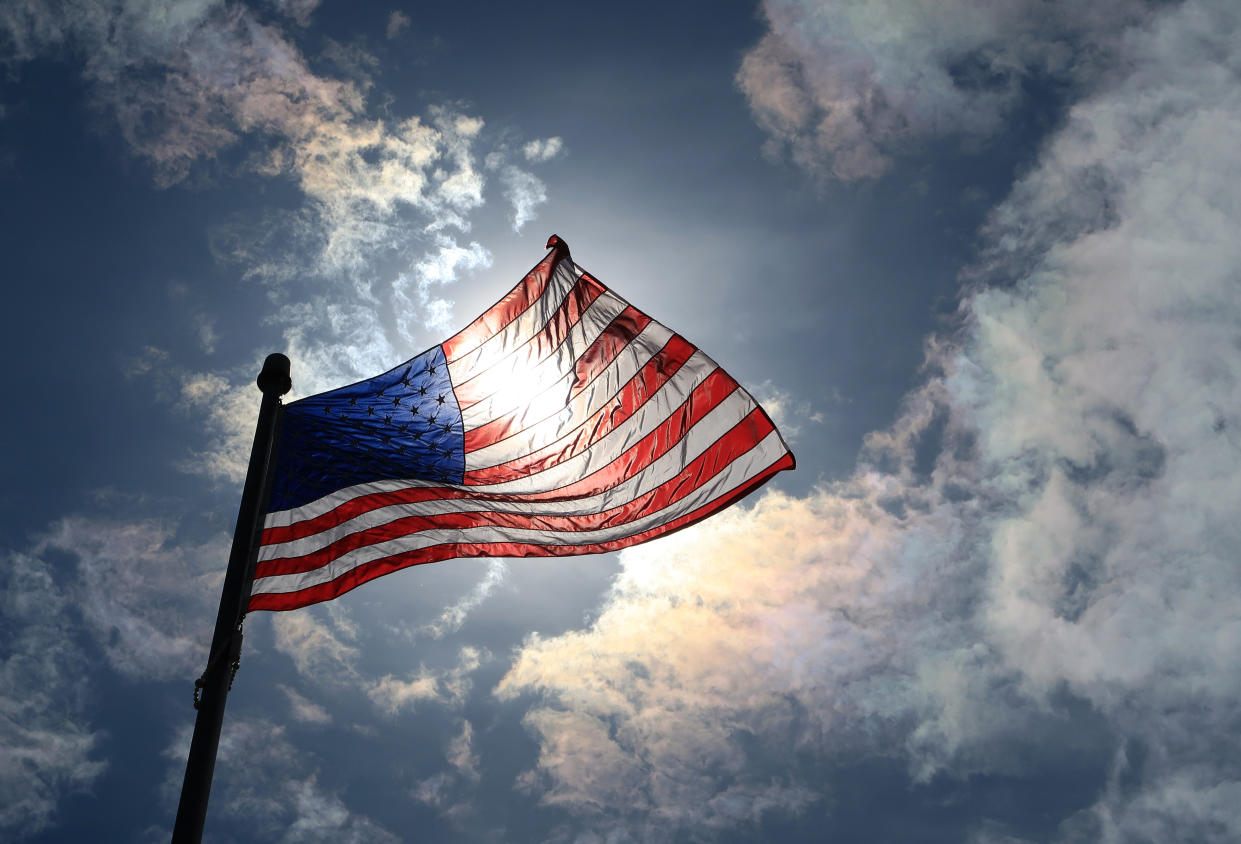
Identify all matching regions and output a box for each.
[420,559,508,639]
[393,234,493,341]
[39,517,226,680]
[0,514,237,839]
[1,0,558,482]
[385,10,410,40]
[272,606,361,683]
[367,645,487,714]
[522,136,563,163]
[412,772,453,808]
[280,685,332,725]
[0,551,105,840]
[485,149,552,233]
[502,0,1241,838]
[447,720,480,781]
[737,0,1157,181]
[160,719,400,842]
[502,167,549,233]
[192,312,218,355]
[176,371,260,484]
[409,719,483,823]
[269,0,319,27]
[749,379,826,444]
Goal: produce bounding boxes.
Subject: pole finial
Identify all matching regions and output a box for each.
[257,353,292,396]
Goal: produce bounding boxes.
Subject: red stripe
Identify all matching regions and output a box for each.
[453,274,605,409]
[441,247,565,363]
[466,365,736,484]
[248,451,795,611]
[260,368,736,546]
[568,306,651,400]
[255,407,773,579]
[463,333,696,458]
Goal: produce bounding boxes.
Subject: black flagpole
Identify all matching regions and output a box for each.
[172,353,291,844]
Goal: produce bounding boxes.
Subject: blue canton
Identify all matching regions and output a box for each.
[268,346,464,512]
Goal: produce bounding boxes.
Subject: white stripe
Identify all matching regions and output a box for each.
[475,350,719,493]
[459,291,629,429]
[263,348,723,530]
[445,261,582,382]
[452,288,623,412]
[251,430,787,597]
[259,386,759,561]
[464,320,675,469]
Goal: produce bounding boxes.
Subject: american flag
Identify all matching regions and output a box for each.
[248,236,794,611]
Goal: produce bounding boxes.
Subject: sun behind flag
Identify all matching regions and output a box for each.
[248,235,795,611]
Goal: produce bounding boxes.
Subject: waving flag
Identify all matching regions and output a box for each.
[248,236,794,611]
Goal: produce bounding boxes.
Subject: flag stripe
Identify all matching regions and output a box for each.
[462,310,664,457]
[445,257,580,383]
[452,272,606,409]
[260,374,750,557]
[251,428,789,597]
[565,304,652,401]
[462,323,684,466]
[457,290,630,430]
[249,451,793,611]
[255,406,774,579]
[456,349,719,495]
[463,335,707,481]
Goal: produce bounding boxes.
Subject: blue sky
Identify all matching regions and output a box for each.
[2,0,1239,841]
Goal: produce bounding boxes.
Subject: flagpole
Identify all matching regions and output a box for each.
[172,353,291,844]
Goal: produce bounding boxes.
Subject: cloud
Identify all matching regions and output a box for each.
[176,371,261,484]
[522,136,563,163]
[749,379,827,444]
[409,719,482,823]
[501,0,1241,838]
[37,517,226,680]
[367,645,487,714]
[501,167,549,233]
[737,0,1157,181]
[485,148,553,233]
[393,235,494,341]
[160,719,400,842]
[447,720,480,781]
[2,0,561,482]
[385,10,410,40]
[272,605,361,683]
[270,0,319,27]
[0,514,238,840]
[419,559,508,639]
[280,685,332,725]
[0,550,105,841]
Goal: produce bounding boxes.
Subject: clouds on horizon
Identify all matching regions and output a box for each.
[501,0,1241,839]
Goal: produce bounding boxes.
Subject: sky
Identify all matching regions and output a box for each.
[1,0,1239,841]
